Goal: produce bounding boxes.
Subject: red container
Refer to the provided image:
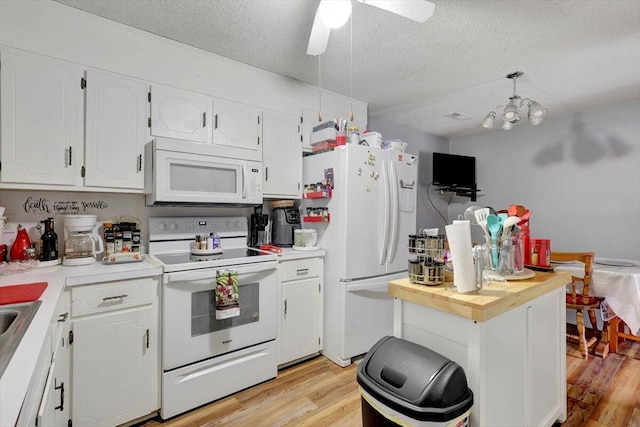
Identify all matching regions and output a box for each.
[529,238,551,268]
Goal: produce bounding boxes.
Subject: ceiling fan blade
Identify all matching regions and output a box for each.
[307,7,331,56]
[357,0,435,23]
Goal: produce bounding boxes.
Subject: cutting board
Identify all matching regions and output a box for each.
[0,282,48,305]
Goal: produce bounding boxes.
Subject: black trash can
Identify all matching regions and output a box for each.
[357,336,473,427]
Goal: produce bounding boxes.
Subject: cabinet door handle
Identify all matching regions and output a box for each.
[284,299,287,318]
[58,312,68,323]
[296,268,309,275]
[214,113,219,129]
[202,112,207,128]
[137,154,142,172]
[146,329,150,349]
[265,167,269,182]
[102,294,128,302]
[54,380,64,411]
[66,146,73,166]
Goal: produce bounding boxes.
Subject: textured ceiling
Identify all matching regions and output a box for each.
[54,0,640,138]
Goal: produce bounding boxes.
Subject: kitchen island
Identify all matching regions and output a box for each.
[389,270,571,427]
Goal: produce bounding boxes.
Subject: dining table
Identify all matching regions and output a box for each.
[552,257,640,353]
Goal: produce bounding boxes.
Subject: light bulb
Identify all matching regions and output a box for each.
[528,116,543,126]
[501,120,514,130]
[318,0,352,29]
[502,102,519,121]
[528,101,547,118]
[481,112,496,129]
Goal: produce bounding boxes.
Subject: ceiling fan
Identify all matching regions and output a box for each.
[307,0,435,56]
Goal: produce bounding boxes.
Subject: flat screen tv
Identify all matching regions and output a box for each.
[432,152,476,190]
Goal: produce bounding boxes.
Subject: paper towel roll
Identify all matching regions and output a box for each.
[445,220,476,293]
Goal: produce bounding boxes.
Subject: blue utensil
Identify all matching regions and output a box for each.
[486,214,503,269]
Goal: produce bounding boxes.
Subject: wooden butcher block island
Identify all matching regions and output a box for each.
[388,271,571,427]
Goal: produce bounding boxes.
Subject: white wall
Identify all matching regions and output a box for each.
[368,116,450,233]
[449,100,640,260]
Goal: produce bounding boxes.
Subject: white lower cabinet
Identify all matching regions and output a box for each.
[17,291,71,427]
[70,277,159,427]
[279,256,323,366]
[395,286,566,427]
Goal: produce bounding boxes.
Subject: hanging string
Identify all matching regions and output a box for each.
[318,50,323,122]
[349,10,354,122]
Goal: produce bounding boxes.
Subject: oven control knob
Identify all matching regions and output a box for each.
[169,222,177,231]
[234,220,242,229]
[157,222,166,231]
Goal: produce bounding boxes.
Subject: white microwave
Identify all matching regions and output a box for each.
[145,138,263,205]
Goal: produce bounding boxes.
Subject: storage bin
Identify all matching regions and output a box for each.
[357,336,473,426]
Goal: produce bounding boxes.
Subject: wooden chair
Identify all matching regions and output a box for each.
[551,251,609,359]
[608,316,640,353]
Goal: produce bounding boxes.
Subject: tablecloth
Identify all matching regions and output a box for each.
[553,259,640,335]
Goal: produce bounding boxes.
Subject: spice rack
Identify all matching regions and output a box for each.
[303,182,332,223]
[408,233,446,286]
[302,188,332,199]
[303,212,330,223]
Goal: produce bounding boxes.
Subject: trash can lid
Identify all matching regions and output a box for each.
[357,336,473,422]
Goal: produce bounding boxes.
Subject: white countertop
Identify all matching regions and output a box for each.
[0,258,163,427]
[276,247,325,261]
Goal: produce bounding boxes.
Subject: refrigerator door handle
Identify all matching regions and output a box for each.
[387,159,399,263]
[379,161,390,266]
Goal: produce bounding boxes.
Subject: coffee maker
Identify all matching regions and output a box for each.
[271,207,300,247]
[249,213,269,248]
[63,215,104,266]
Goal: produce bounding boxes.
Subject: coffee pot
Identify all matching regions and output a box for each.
[63,215,104,266]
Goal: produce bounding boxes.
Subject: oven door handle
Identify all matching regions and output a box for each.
[163,262,277,283]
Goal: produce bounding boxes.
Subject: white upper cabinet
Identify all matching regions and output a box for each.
[211,98,262,153]
[262,110,302,199]
[150,84,212,143]
[1,48,84,186]
[84,70,150,190]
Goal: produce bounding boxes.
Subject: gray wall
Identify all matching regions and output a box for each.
[368,116,450,233]
[449,100,640,260]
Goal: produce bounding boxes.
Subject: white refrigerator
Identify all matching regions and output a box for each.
[303,144,417,367]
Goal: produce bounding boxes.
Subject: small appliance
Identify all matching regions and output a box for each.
[249,213,269,247]
[270,207,300,247]
[62,215,104,266]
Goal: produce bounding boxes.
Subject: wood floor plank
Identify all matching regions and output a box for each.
[590,358,640,427]
[139,340,640,427]
[627,408,640,427]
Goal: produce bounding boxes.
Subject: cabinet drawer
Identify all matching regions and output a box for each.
[71,277,154,316]
[280,258,322,282]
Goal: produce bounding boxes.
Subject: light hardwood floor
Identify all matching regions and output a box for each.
[141,339,640,427]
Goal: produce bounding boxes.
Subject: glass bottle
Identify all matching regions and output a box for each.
[40,218,58,261]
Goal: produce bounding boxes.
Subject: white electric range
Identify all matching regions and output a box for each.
[148,216,279,419]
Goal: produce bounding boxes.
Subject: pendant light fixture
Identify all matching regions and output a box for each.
[481,71,547,130]
[318,51,323,122]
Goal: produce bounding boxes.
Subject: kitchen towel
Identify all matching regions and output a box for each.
[0,282,48,305]
[215,271,240,320]
[445,221,476,293]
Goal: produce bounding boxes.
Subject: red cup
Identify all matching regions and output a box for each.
[336,134,347,146]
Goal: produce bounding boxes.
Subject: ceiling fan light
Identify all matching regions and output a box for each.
[528,115,543,126]
[501,120,514,130]
[502,102,519,121]
[481,112,496,129]
[528,101,547,118]
[318,0,352,29]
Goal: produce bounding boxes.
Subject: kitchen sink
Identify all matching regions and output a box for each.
[0,300,42,378]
